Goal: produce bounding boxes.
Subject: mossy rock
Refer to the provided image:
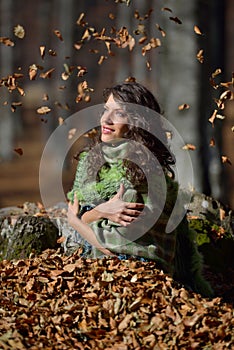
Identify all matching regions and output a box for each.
[0,215,59,261]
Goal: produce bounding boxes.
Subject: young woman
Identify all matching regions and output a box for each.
[67,81,213,297]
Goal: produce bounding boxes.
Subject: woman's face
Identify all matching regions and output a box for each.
[100,94,129,143]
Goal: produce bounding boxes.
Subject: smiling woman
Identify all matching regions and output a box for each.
[100,94,129,143]
[66,81,213,297]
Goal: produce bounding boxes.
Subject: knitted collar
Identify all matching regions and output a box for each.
[101,140,129,163]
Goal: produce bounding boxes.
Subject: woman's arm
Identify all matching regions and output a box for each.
[81,184,145,225]
[67,197,115,256]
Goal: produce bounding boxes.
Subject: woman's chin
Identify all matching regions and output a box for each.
[101,135,113,143]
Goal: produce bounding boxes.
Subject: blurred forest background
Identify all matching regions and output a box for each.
[0,0,233,209]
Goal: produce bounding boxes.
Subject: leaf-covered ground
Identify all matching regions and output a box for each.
[0,249,233,349]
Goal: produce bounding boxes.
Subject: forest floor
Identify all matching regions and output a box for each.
[0,249,233,349]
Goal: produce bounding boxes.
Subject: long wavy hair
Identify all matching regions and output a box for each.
[75,81,175,186]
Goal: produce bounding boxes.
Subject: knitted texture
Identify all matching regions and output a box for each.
[67,141,213,297]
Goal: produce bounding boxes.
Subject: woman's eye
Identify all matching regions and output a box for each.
[114,110,126,118]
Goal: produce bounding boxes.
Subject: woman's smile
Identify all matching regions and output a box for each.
[102,126,115,134]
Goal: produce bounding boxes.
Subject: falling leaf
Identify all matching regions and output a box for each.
[115,0,131,6]
[146,61,151,70]
[48,49,57,56]
[142,38,161,56]
[29,64,38,80]
[221,156,232,165]
[178,103,190,110]
[77,66,87,77]
[209,78,219,89]
[109,13,115,20]
[40,46,46,59]
[212,68,222,78]
[61,72,69,80]
[166,131,172,140]
[0,36,14,46]
[53,29,63,41]
[161,7,173,12]
[209,109,217,125]
[14,24,25,39]
[37,106,51,115]
[17,86,25,96]
[138,36,147,44]
[169,16,182,24]
[220,90,233,101]
[98,55,107,65]
[40,68,55,79]
[209,138,215,147]
[216,114,225,120]
[42,94,49,101]
[11,101,22,112]
[76,13,86,26]
[194,25,203,35]
[74,42,83,50]
[68,128,76,139]
[182,144,196,150]
[125,76,136,82]
[58,117,64,125]
[14,148,23,156]
[156,24,166,37]
[197,49,204,63]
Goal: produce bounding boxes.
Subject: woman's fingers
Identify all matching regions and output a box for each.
[124,208,143,217]
[126,202,145,209]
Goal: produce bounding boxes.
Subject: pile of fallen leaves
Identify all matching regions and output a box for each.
[0,250,233,349]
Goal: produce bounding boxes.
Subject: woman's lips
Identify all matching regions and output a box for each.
[102,126,114,134]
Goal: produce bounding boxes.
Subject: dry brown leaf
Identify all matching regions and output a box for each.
[0,36,14,46]
[42,93,49,101]
[161,7,172,13]
[40,46,46,59]
[209,109,217,125]
[197,49,204,63]
[156,24,166,37]
[14,147,23,156]
[182,144,196,150]
[76,13,86,26]
[109,13,115,20]
[48,49,57,56]
[212,68,222,78]
[169,16,182,24]
[37,106,51,115]
[29,64,38,80]
[14,24,25,39]
[209,138,215,147]
[194,25,203,35]
[178,103,190,110]
[58,117,64,125]
[98,55,107,65]
[53,29,64,41]
[68,128,76,139]
[221,156,232,165]
[40,68,55,79]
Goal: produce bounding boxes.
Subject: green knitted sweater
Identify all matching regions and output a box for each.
[67,141,213,297]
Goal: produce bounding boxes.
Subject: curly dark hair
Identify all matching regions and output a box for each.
[75,81,175,186]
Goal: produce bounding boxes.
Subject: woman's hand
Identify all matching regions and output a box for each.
[67,196,79,226]
[93,184,145,226]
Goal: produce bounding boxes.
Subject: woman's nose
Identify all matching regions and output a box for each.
[101,110,113,124]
